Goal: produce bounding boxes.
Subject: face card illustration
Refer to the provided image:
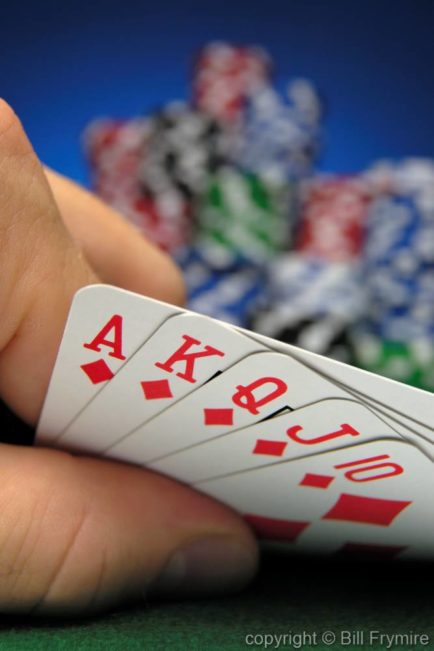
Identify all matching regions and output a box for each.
[197,439,434,560]
[36,285,180,445]
[104,350,365,466]
[148,399,407,484]
[240,326,434,443]
[56,313,267,454]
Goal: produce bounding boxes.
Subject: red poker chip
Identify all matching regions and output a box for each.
[192,43,272,122]
[295,177,373,262]
[83,119,193,253]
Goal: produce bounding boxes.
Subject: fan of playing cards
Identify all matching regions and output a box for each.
[37,285,434,560]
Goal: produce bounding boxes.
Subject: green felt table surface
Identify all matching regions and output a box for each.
[0,554,433,651]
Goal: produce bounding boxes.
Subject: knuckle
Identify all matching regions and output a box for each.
[0,100,19,141]
[0,100,29,158]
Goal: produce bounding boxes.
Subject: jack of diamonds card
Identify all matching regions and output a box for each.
[240,326,434,447]
[197,439,434,560]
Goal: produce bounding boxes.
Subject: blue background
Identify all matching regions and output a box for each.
[1,0,434,184]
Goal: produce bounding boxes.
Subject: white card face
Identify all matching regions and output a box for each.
[56,313,267,454]
[353,388,434,436]
[36,285,179,445]
[347,392,434,459]
[239,327,434,439]
[148,399,406,484]
[197,439,434,560]
[104,351,362,465]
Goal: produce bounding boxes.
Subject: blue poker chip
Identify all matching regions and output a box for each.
[254,253,365,320]
[251,253,363,361]
[362,189,434,341]
[175,244,250,274]
[177,247,266,326]
[191,269,266,327]
[232,82,322,183]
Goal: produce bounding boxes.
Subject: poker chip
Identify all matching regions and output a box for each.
[177,246,267,327]
[353,161,434,387]
[192,41,272,123]
[252,253,365,361]
[83,118,149,209]
[193,166,293,266]
[139,102,229,199]
[351,329,434,391]
[232,81,322,183]
[295,175,372,262]
[362,182,434,341]
[365,157,434,198]
[83,118,192,253]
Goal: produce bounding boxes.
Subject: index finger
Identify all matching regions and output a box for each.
[45,168,186,307]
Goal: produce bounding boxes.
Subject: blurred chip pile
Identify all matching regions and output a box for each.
[83,42,434,392]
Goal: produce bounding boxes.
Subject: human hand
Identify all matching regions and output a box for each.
[0,100,258,616]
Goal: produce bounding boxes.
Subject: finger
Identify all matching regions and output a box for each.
[0,99,98,423]
[0,444,258,616]
[45,168,185,307]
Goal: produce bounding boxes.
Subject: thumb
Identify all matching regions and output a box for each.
[0,445,258,616]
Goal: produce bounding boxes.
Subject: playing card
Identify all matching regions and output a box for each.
[343,391,434,459]
[350,385,434,434]
[264,356,434,458]
[196,438,434,560]
[284,350,434,456]
[239,326,434,443]
[147,398,407,484]
[36,285,179,445]
[56,312,267,454]
[297,351,434,454]
[104,350,367,465]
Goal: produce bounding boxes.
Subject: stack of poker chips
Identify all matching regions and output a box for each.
[176,246,267,327]
[83,118,192,253]
[190,42,316,268]
[84,42,322,328]
[252,176,372,361]
[84,65,434,392]
[351,159,434,390]
[79,41,434,397]
[252,253,365,362]
[182,43,321,325]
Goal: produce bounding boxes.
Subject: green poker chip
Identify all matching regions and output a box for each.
[352,333,434,392]
[193,167,295,265]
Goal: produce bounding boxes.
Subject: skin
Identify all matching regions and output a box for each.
[0,99,258,616]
